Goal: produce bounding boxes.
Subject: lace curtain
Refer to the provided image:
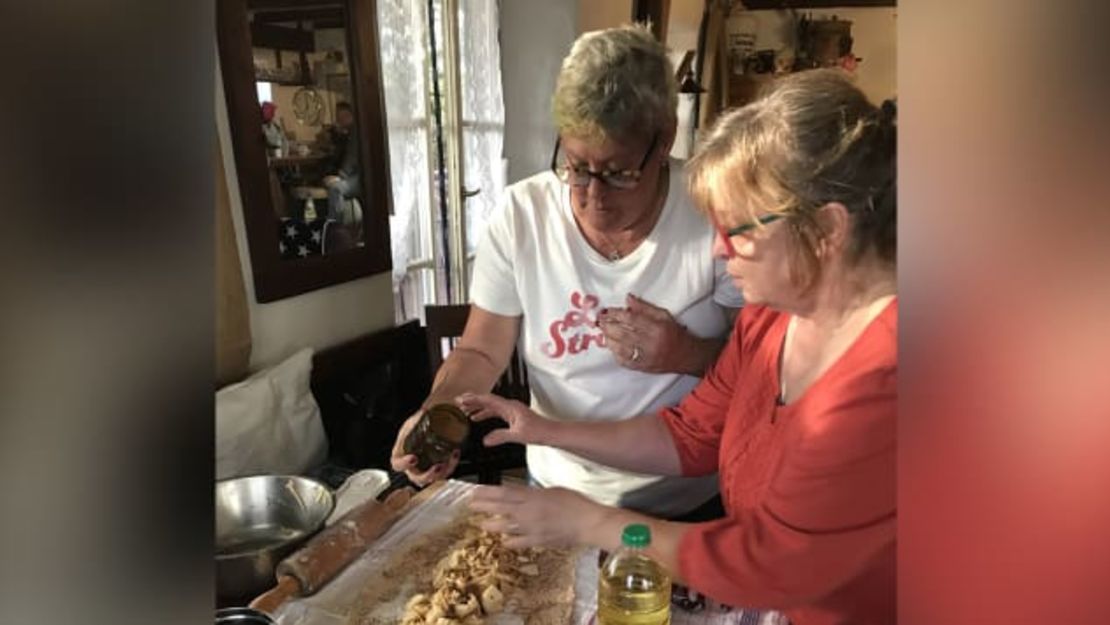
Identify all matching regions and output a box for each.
[377,1,433,290]
[378,0,505,318]
[458,0,506,256]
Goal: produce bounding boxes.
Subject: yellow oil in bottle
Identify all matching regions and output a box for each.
[597,524,671,625]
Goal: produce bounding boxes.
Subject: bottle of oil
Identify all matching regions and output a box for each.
[598,524,672,625]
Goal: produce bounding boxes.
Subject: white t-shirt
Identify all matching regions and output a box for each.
[469,161,743,517]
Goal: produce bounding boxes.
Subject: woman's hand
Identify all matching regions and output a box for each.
[389,411,461,487]
[456,392,550,447]
[599,294,697,374]
[468,484,609,549]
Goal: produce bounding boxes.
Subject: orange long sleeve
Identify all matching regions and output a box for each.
[659,303,897,625]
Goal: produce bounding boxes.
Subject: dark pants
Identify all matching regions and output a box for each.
[669,494,726,523]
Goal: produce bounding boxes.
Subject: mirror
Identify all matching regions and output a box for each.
[218,0,392,302]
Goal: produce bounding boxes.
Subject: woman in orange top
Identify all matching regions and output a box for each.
[463,69,897,625]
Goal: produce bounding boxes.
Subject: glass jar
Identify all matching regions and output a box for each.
[402,403,470,471]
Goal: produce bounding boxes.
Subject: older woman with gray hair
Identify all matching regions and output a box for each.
[462,69,897,625]
[390,24,741,522]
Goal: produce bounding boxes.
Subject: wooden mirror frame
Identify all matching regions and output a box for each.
[739,0,896,7]
[217,0,392,303]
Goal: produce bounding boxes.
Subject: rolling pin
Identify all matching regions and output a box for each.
[250,480,422,615]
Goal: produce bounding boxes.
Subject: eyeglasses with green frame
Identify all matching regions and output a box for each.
[709,210,785,258]
[550,133,658,190]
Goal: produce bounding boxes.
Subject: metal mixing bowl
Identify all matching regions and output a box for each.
[216,475,334,599]
[215,607,276,624]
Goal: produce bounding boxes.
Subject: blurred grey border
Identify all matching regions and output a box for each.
[0,2,215,625]
[1,1,1108,624]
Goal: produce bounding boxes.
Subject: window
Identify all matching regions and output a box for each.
[255,81,273,104]
[379,0,505,323]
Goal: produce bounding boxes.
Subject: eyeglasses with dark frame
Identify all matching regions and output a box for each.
[709,211,785,258]
[550,133,659,190]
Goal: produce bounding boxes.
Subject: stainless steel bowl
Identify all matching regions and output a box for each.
[216,607,276,624]
[216,475,334,599]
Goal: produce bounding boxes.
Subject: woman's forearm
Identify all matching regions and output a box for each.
[423,306,522,410]
[423,347,505,409]
[534,414,684,476]
[579,504,689,585]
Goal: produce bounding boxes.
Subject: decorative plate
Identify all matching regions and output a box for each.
[292,87,324,125]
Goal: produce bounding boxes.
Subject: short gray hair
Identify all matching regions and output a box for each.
[552,23,676,143]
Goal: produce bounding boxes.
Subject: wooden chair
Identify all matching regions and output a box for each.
[310,320,431,474]
[424,304,529,484]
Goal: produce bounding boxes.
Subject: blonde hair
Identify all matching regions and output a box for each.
[552,23,676,143]
[688,69,896,289]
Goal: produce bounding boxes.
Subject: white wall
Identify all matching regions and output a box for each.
[501,0,579,183]
[216,59,395,372]
[578,0,631,35]
[667,0,703,57]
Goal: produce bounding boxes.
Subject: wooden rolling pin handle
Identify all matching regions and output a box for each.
[248,574,301,615]
[272,487,415,596]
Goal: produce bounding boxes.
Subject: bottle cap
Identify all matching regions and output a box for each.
[621,524,651,548]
